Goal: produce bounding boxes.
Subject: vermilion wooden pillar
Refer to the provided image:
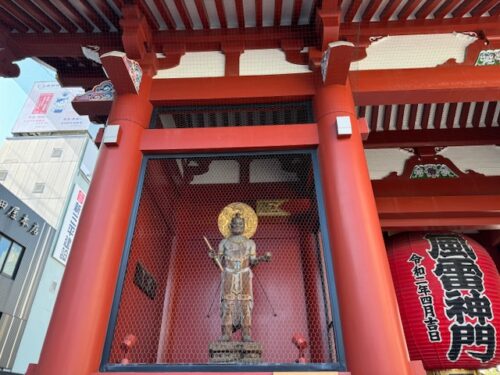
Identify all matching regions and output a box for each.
[27,58,153,375]
[314,45,413,375]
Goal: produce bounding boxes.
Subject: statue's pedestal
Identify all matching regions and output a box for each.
[209,341,262,364]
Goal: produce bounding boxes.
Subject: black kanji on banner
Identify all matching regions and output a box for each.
[426,234,496,363]
[408,252,441,342]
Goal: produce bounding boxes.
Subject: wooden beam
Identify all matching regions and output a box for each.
[415,0,442,19]
[140,124,319,153]
[373,174,500,196]
[36,0,78,33]
[345,0,363,22]
[452,0,482,17]
[174,0,194,29]
[379,0,401,21]
[9,33,122,57]
[150,74,315,105]
[15,0,62,33]
[274,0,283,25]
[0,2,45,33]
[255,0,263,27]
[0,10,28,33]
[51,0,94,32]
[149,65,500,105]
[351,66,500,105]
[214,0,227,28]
[152,25,315,51]
[194,0,210,29]
[7,16,498,56]
[362,0,383,21]
[235,0,245,28]
[377,195,500,230]
[433,0,462,19]
[80,0,110,32]
[341,16,499,43]
[364,128,500,148]
[398,1,423,20]
[292,0,303,25]
[153,0,176,30]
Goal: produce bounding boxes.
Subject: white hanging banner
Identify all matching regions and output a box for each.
[52,185,86,265]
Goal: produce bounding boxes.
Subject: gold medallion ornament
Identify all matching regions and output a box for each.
[218,202,258,239]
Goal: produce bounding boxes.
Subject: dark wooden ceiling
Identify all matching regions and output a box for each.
[0,1,497,34]
[0,0,498,146]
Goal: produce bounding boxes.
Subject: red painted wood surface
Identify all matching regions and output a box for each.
[102,162,329,364]
[28,75,154,375]
[148,67,500,106]
[109,160,177,363]
[351,66,500,105]
[388,233,500,369]
[314,77,414,375]
[149,74,315,105]
[140,125,318,153]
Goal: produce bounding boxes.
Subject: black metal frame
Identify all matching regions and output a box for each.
[101,150,346,372]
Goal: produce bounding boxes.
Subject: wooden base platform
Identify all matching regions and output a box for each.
[209,341,262,364]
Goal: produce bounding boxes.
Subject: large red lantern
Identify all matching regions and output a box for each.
[387,232,500,370]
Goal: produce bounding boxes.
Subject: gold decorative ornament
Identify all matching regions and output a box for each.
[218,202,258,239]
[256,199,290,217]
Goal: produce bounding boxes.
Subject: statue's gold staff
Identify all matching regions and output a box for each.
[203,236,224,272]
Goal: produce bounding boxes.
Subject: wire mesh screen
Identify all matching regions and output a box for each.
[106,152,338,367]
[151,102,315,129]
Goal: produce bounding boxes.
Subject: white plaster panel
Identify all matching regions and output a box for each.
[439,146,500,176]
[155,52,225,78]
[240,49,310,76]
[191,160,239,184]
[350,33,477,70]
[250,158,298,183]
[365,148,413,180]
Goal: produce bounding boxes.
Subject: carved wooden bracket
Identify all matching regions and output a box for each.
[316,4,340,51]
[119,4,158,77]
[72,80,115,116]
[160,44,186,70]
[101,52,142,94]
[120,4,153,61]
[437,32,497,67]
[319,42,366,85]
[281,39,308,65]
[384,147,485,180]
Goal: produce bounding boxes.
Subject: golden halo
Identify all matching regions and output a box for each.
[218,202,258,239]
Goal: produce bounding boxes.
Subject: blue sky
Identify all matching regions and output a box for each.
[0,59,57,143]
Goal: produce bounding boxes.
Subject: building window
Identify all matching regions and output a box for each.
[0,170,7,181]
[51,148,63,158]
[0,234,25,279]
[33,183,45,194]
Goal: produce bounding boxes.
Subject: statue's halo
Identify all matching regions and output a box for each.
[218,202,258,239]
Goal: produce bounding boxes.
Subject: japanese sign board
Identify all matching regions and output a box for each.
[52,185,86,265]
[388,233,499,370]
[12,82,92,134]
[0,199,40,236]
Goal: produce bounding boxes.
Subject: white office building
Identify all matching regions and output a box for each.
[0,81,99,373]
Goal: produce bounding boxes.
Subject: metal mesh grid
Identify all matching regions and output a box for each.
[151,102,315,129]
[106,152,338,366]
